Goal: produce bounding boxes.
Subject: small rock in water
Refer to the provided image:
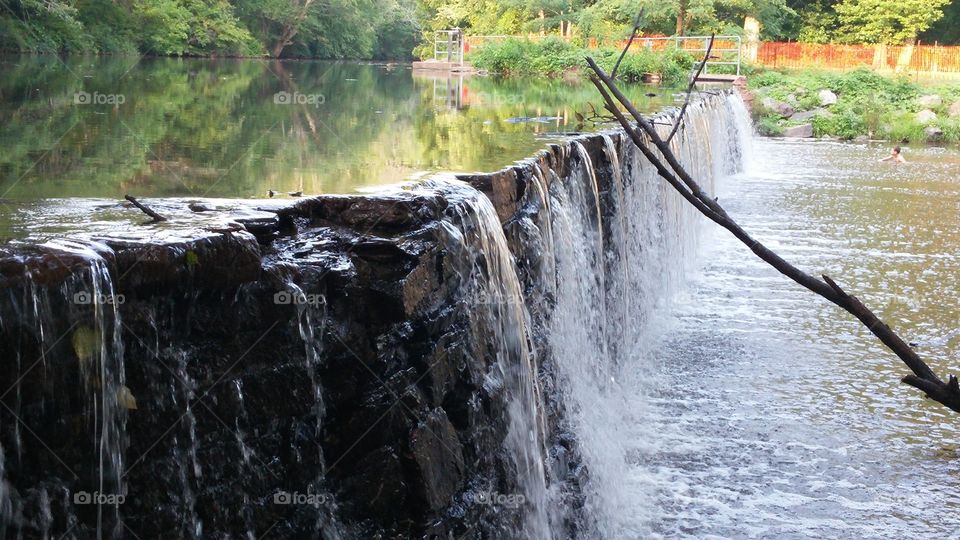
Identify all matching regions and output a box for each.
[288,191,303,197]
[188,202,212,212]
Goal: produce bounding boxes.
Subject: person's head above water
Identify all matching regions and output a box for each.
[892,146,902,155]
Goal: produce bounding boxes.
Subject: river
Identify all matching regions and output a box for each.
[624,139,960,538]
[3,54,960,539]
[0,56,671,200]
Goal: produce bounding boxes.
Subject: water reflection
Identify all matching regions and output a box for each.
[0,56,673,199]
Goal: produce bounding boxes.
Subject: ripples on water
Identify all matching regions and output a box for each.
[626,140,960,538]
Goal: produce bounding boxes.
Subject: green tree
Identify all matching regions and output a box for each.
[835,0,950,44]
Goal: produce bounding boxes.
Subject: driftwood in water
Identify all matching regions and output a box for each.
[585,48,960,413]
[125,194,167,222]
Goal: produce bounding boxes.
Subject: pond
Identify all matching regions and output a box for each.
[0,56,673,200]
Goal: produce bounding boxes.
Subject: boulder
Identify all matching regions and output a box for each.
[818,89,837,106]
[917,109,938,124]
[924,126,945,143]
[949,101,960,117]
[917,94,943,108]
[789,109,829,122]
[783,124,814,138]
[762,97,795,119]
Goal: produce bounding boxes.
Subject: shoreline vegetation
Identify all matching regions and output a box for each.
[747,68,960,144]
[468,37,698,86]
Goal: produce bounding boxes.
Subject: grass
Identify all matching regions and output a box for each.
[749,67,960,143]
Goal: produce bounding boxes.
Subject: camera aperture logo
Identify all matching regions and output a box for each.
[74,91,125,105]
[73,290,125,305]
[273,91,325,107]
[472,491,525,508]
[274,290,325,306]
[73,490,125,505]
[273,490,328,507]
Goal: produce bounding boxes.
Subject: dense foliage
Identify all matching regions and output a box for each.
[469,36,695,84]
[750,68,960,142]
[0,0,421,58]
[0,0,958,58]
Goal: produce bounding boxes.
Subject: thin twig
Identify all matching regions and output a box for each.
[125,195,167,222]
[585,58,960,413]
[667,34,715,144]
[611,8,644,80]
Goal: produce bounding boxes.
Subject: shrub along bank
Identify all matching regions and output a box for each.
[749,68,960,143]
[468,37,696,85]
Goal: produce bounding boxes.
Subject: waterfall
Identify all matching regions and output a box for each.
[0,239,128,538]
[0,90,751,539]
[528,93,752,537]
[286,282,342,540]
[434,180,553,538]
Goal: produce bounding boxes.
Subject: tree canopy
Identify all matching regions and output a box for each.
[0,0,957,57]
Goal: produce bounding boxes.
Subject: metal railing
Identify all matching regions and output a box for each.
[629,35,743,76]
[434,30,465,64]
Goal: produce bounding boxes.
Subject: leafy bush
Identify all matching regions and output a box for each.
[755,116,783,136]
[470,38,695,84]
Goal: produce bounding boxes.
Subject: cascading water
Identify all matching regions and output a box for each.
[526,93,753,537]
[286,281,342,540]
[435,180,554,538]
[0,239,128,538]
[0,90,752,539]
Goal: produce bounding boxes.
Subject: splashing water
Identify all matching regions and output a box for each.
[530,94,752,537]
[435,180,554,537]
[45,239,128,539]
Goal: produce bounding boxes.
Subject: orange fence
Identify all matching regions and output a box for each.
[463,35,960,76]
[757,42,960,75]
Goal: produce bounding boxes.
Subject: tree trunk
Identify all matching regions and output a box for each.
[676,0,687,36]
[270,0,315,58]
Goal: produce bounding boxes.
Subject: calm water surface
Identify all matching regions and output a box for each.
[629,139,960,538]
[0,55,673,200]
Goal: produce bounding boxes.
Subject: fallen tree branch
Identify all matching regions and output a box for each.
[584,58,960,413]
[125,195,167,222]
[666,34,714,144]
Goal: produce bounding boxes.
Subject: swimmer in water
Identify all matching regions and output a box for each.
[879,146,907,163]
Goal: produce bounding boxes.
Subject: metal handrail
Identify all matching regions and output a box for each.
[434,29,465,65]
[633,35,743,76]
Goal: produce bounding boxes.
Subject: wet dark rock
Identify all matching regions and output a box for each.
[0,114,697,538]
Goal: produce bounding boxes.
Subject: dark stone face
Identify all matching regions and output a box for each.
[0,123,644,539]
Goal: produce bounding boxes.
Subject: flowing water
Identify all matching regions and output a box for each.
[5,55,960,538]
[611,139,960,538]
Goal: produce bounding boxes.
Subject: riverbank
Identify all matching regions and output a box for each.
[468,37,697,85]
[749,68,960,143]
